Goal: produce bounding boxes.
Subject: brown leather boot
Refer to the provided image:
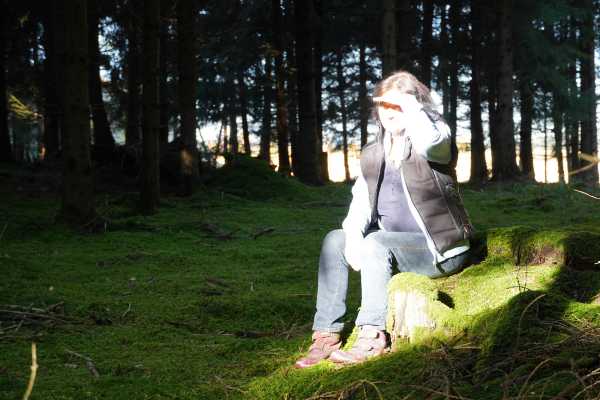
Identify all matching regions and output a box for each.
[328,326,387,364]
[294,331,342,369]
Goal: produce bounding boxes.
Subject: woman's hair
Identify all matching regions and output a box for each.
[371,70,443,139]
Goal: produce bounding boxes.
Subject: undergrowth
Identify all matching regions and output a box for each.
[1,160,600,399]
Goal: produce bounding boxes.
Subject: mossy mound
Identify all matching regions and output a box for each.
[206,155,320,202]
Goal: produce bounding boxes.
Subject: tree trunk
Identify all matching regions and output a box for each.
[177,0,198,196]
[258,56,272,163]
[0,0,11,162]
[314,0,326,181]
[566,15,580,178]
[359,41,369,148]
[468,0,486,184]
[286,46,299,175]
[60,0,95,225]
[519,80,534,180]
[126,0,141,146]
[382,0,396,77]
[448,0,460,175]
[492,0,519,180]
[396,0,411,71]
[41,0,61,160]
[294,0,320,184]
[336,49,350,182]
[226,76,238,156]
[438,5,450,119]
[273,0,290,175]
[159,0,170,145]
[140,0,161,214]
[552,91,565,183]
[578,0,598,186]
[238,68,251,155]
[420,0,433,86]
[88,0,115,161]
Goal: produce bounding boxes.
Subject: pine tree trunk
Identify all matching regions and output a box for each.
[41,1,60,160]
[566,15,580,178]
[448,0,459,175]
[140,0,161,214]
[578,0,598,186]
[552,92,565,183]
[258,56,273,163]
[469,0,486,183]
[177,0,198,196]
[396,0,411,71]
[0,0,11,163]
[420,0,433,86]
[60,0,95,225]
[519,81,534,180]
[493,0,519,181]
[438,6,450,119]
[286,47,299,175]
[382,0,396,77]
[336,49,350,182]
[359,42,369,148]
[159,0,170,145]
[294,0,321,184]
[229,104,238,156]
[126,0,141,146]
[238,69,251,155]
[273,0,290,175]
[88,1,115,161]
[314,0,325,182]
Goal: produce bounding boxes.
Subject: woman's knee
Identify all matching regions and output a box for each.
[321,229,345,255]
[360,233,392,270]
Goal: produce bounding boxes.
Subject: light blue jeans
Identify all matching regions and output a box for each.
[312,229,469,332]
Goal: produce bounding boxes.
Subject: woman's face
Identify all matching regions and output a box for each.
[377,101,407,135]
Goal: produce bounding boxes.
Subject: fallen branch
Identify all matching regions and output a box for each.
[572,188,600,201]
[21,342,37,400]
[65,349,100,379]
[251,227,275,239]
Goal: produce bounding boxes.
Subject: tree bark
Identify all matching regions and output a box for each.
[552,91,565,183]
[578,0,598,186]
[294,0,320,184]
[273,0,290,175]
[140,0,161,214]
[159,0,170,145]
[359,41,369,149]
[226,76,238,156]
[519,80,534,180]
[492,0,519,180]
[40,0,61,159]
[468,0,486,183]
[314,0,326,181]
[60,0,95,225]
[382,0,396,77]
[238,68,251,155]
[0,0,11,162]
[258,56,272,163]
[566,15,580,178]
[396,0,411,71]
[286,45,299,175]
[88,0,115,161]
[438,5,450,119]
[126,0,141,146]
[336,49,350,182]
[448,0,460,175]
[177,0,198,196]
[420,0,434,86]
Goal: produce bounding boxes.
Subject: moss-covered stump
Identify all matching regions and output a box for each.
[385,273,453,349]
[481,227,600,269]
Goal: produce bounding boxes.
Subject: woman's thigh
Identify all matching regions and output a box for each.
[364,230,468,278]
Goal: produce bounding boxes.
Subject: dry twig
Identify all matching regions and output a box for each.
[65,349,100,379]
[21,342,37,400]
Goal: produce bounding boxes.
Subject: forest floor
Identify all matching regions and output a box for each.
[1,158,600,399]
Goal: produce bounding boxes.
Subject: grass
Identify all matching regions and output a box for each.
[1,158,600,399]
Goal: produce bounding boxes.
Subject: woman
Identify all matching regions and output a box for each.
[295,70,474,368]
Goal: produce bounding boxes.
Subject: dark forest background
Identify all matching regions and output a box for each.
[1,0,599,226]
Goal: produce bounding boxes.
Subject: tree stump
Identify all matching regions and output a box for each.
[386,273,452,349]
